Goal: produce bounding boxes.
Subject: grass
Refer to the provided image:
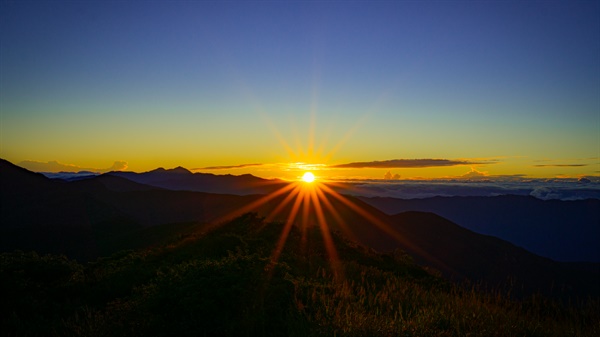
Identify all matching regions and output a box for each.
[1,213,598,336]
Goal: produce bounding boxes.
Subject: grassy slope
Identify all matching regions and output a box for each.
[1,213,598,337]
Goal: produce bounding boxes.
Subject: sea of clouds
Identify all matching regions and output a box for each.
[335,179,600,201]
[41,171,600,201]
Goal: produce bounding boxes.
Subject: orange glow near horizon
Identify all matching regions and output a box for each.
[205,106,416,280]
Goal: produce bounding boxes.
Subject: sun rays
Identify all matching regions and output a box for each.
[209,174,410,282]
[259,180,346,279]
[210,81,401,281]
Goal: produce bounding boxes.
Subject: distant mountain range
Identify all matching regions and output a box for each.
[1,159,598,299]
[0,159,264,260]
[107,167,286,195]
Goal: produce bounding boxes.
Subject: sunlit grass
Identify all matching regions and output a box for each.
[298,265,600,337]
[2,215,597,337]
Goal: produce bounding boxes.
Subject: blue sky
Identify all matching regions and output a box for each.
[1,1,599,179]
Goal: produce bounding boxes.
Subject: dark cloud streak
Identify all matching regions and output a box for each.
[195,163,263,170]
[331,159,492,169]
[533,164,588,167]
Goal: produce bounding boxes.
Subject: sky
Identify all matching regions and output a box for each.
[1,1,599,181]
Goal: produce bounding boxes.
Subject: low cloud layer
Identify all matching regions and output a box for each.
[19,160,128,173]
[194,163,263,170]
[335,179,600,201]
[533,164,588,167]
[332,158,490,169]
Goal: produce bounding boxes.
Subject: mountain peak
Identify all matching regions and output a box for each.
[0,158,52,187]
[169,166,191,174]
[148,166,191,174]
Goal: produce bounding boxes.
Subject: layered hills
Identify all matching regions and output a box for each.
[108,167,286,195]
[358,195,600,262]
[1,159,598,299]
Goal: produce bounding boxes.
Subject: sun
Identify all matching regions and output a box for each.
[302,172,315,183]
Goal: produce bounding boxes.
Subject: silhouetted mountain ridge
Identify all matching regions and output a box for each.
[146,166,192,174]
[107,167,286,195]
[358,195,600,262]
[1,160,259,259]
[1,159,597,299]
[0,159,54,191]
[388,211,598,297]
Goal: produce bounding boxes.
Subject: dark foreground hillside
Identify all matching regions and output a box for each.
[2,214,598,337]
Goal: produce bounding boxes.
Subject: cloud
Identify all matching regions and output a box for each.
[194,163,263,170]
[19,160,128,173]
[578,177,591,184]
[333,179,600,201]
[106,161,128,171]
[529,187,564,200]
[331,158,492,169]
[457,167,489,180]
[384,171,401,180]
[533,164,588,167]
